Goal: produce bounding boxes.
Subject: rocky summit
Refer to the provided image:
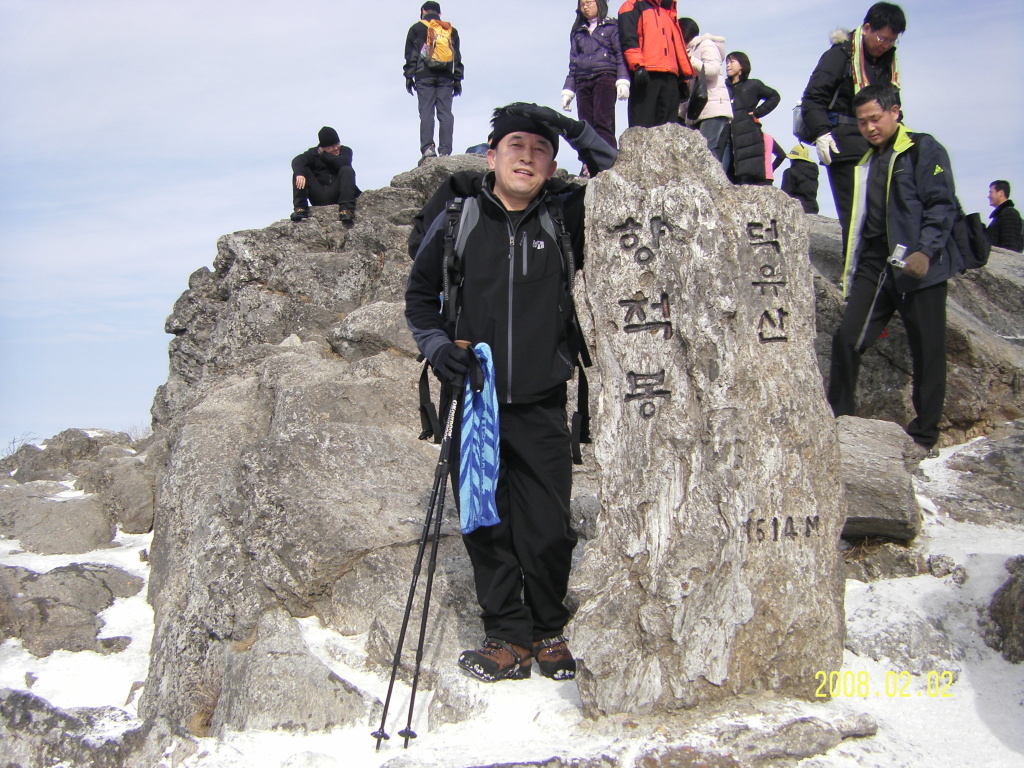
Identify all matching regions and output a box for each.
[1,125,1023,768]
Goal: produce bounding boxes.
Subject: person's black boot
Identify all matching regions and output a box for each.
[290,207,310,222]
[533,636,576,680]
[339,208,355,227]
[458,638,532,682]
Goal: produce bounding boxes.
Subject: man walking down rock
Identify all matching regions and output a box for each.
[987,180,1023,253]
[290,126,358,226]
[404,1,463,159]
[827,84,962,455]
[801,2,905,249]
[405,104,616,683]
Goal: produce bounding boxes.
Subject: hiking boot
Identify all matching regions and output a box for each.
[422,144,437,158]
[533,636,576,680]
[339,208,355,227]
[458,638,532,682]
[290,207,310,222]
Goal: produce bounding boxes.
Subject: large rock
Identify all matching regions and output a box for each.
[0,563,142,656]
[0,481,115,555]
[570,124,845,716]
[0,688,141,768]
[913,418,1024,527]
[987,556,1024,663]
[139,157,496,732]
[837,416,921,541]
[208,608,381,734]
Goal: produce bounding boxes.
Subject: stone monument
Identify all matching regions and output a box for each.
[571,124,846,716]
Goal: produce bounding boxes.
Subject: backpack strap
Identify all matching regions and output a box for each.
[541,198,592,463]
[417,356,442,443]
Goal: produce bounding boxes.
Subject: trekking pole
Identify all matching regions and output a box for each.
[372,342,468,751]
[398,379,458,747]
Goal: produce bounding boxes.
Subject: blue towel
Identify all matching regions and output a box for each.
[459,343,501,535]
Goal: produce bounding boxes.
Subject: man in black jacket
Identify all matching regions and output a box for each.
[404,2,464,158]
[290,126,358,225]
[800,3,905,249]
[406,104,615,683]
[828,84,962,454]
[987,180,1023,252]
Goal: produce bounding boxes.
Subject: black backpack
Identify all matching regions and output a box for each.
[906,137,991,271]
[416,194,593,464]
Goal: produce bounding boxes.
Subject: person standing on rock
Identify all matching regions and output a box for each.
[290,126,358,225]
[618,0,693,128]
[404,1,464,159]
[800,2,906,250]
[405,103,616,683]
[827,84,963,455]
[561,0,630,173]
[986,180,1023,253]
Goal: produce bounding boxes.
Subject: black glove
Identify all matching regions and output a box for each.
[677,77,690,102]
[406,77,415,95]
[433,343,484,391]
[453,81,462,97]
[504,102,584,140]
[632,66,649,92]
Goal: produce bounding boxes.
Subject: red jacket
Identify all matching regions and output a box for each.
[617,0,693,78]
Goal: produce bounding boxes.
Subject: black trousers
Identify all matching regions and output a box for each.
[292,166,357,211]
[827,244,948,448]
[627,71,681,128]
[453,391,578,649]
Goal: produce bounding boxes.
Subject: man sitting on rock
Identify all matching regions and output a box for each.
[827,84,962,456]
[290,126,358,226]
[405,103,616,683]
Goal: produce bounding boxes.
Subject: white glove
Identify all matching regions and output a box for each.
[815,132,839,166]
[616,79,630,100]
[561,90,575,112]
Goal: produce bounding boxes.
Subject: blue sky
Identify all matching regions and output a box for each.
[1,0,1022,448]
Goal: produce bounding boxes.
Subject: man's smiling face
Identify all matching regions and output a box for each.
[488,132,557,211]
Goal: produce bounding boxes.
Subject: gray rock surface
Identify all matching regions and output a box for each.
[913,418,1024,527]
[0,480,115,555]
[209,608,381,734]
[570,124,845,716]
[0,563,142,656]
[845,579,964,678]
[986,556,1024,663]
[0,688,141,768]
[837,416,921,541]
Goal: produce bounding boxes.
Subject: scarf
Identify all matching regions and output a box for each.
[850,29,901,94]
[458,343,501,535]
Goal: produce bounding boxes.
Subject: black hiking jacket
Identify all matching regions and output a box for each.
[405,125,616,405]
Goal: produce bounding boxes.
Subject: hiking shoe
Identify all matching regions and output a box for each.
[422,144,437,158]
[458,638,532,682]
[290,207,310,222]
[339,208,355,227]
[533,636,576,680]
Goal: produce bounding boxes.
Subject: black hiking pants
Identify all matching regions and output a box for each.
[627,70,681,128]
[453,389,578,650]
[292,166,357,211]
[827,241,948,448]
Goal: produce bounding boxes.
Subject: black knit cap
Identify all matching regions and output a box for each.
[421,2,441,13]
[318,126,340,147]
[489,103,559,155]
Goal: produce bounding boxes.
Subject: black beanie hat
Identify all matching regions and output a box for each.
[318,126,340,147]
[421,2,441,13]
[489,104,559,155]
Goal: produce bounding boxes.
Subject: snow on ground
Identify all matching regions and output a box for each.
[1,440,1022,767]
